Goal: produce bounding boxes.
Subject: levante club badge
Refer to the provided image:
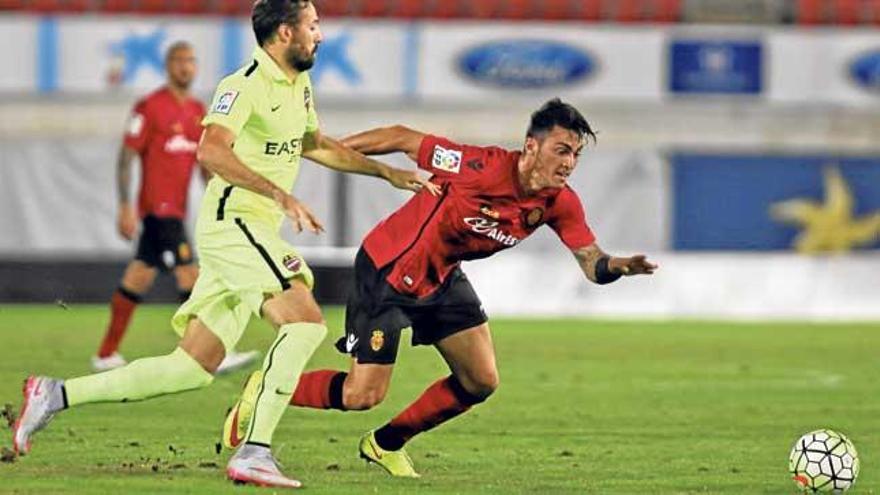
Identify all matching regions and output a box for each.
[282,254,302,272]
[370,330,385,352]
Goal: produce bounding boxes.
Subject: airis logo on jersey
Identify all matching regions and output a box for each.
[432,146,462,174]
[164,135,198,154]
[464,217,521,246]
[212,91,239,115]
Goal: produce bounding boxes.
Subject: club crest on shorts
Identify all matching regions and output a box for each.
[282,254,302,272]
[178,242,192,262]
[370,330,385,352]
[525,207,544,228]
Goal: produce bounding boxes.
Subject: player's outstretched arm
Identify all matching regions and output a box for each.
[197,124,324,234]
[303,129,439,195]
[572,244,658,285]
[340,125,425,161]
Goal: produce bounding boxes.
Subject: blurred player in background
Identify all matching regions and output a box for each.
[224,98,658,478]
[13,0,434,489]
[94,41,258,374]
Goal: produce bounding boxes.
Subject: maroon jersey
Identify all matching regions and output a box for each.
[363,135,596,299]
[123,87,205,219]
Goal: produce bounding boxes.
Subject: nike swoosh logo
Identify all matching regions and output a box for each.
[271,105,281,112]
[228,407,243,447]
[369,441,383,460]
[275,388,293,396]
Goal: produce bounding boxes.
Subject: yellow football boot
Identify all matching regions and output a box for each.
[222,370,262,449]
[358,430,421,478]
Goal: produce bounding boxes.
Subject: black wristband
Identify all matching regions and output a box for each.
[595,256,623,285]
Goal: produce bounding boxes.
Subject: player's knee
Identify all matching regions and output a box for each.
[462,369,500,402]
[151,348,215,394]
[342,387,386,411]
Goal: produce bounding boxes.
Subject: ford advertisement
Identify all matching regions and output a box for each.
[457,39,596,89]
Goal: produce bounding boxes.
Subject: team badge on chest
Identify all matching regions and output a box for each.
[480,204,500,219]
[525,207,544,228]
[304,87,312,112]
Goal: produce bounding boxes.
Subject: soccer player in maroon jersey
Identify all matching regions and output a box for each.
[94,41,257,373]
[225,98,657,477]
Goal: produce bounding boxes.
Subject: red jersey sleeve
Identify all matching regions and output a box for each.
[122,100,150,153]
[547,187,596,250]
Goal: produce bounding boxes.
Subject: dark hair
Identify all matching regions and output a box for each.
[527,98,596,144]
[252,0,312,47]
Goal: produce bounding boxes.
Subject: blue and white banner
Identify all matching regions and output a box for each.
[671,154,880,252]
[0,15,410,97]
[418,24,664,101]
[668,39,763,95]
[53,17,222,94]
[3,15,880,107]
[768,30,880,105]
[223,19,411,99]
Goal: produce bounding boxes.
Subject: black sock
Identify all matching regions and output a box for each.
[374,424,407,452]
[329,372,347,411]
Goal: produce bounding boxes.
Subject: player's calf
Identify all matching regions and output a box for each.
[342,384,387,411]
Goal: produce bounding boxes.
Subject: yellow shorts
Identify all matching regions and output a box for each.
[171,216,314,352]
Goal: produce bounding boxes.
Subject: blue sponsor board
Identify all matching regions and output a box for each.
[669,40,763,95]
[671,154,880,250]
[457,39,595,89]
[849,49,880,93]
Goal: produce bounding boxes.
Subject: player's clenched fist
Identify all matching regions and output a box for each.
[273,190,325,234]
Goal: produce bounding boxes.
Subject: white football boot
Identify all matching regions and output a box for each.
[13,376,65,455]
[227,443,302,489]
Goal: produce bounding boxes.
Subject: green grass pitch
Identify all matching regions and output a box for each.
[0,304,877,494]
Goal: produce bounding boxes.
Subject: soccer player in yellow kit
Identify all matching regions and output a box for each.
[12,0,435,489]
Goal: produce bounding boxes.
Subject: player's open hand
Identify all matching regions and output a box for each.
[117,204,138,241]
[274,191,325,235]
[610,255,658,276]
[387,168,441,196]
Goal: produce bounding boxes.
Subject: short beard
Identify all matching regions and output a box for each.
[286,47,316,72]
[171,77,192,91]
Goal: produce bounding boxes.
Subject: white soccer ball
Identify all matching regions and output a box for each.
[789,429,860,492]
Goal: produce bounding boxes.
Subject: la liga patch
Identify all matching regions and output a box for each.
[212,90,239,115]
[431,145,462,174]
